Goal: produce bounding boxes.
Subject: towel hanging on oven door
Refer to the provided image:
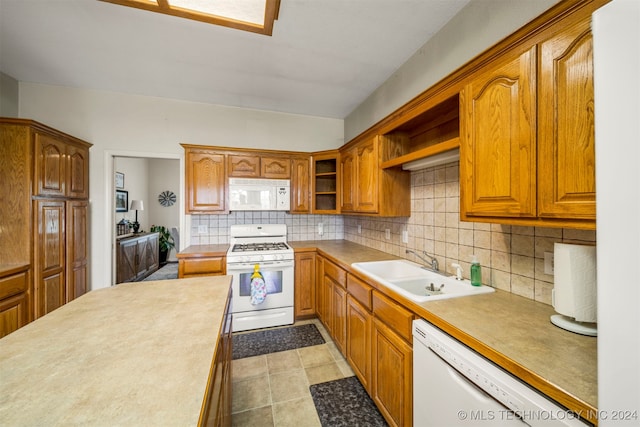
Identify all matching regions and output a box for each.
[250,264,267,305]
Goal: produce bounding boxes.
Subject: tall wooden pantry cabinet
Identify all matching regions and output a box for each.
[0,118,91,337]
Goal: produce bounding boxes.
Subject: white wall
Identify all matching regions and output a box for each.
[19,83,344,290]
[344,0,560,141]
[114,157,150,228]
[593,0,640,422]
[0,72,19,117]
[148,158,180,237]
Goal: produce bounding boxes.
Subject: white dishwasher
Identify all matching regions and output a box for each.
[413,319,588,426]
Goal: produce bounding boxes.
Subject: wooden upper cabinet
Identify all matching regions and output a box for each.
[228,155,260,177]
[185,147,226,213]
[66,144,90,199]
[355,138,378,213]
[339,149,356,212]
[34,132,89,199]
[261,157,290,179]
[291,157,311,213]
[460,46,537,218]
[538,16,595,220]
[312,151,340,214]
[340,136,409,216]
[228,154,291,179]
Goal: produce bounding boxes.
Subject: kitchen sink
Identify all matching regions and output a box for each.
[351,260,494,302]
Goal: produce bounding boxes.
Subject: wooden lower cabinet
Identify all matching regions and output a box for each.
[0,266,30,338]
[294,251,316,319]
[372,316,413,427]
[178,256,226,278]
[116,233,160,284]
[346,294,371,392]
[312,255,413,426]
[200,287,232,427]
[318,257,348,354]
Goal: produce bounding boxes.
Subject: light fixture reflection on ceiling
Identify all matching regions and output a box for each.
[100,0,280,35]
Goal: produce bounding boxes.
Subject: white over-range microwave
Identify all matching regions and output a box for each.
[228,178,291,211]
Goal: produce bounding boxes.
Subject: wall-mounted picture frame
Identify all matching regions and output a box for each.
[115,172,125,189]
[115,190,128,212]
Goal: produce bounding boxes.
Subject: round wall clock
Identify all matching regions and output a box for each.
[158,191,176,207]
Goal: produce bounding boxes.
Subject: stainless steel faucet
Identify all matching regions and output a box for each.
[406,249,439,272]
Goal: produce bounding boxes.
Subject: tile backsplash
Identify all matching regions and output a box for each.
[189,212,344,245]
[342,162,596,306]
[188,161,596,306]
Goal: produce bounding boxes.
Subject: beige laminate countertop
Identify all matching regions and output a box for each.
[289,240,597,422]
[176,244,229,258]
[0,276,232,426]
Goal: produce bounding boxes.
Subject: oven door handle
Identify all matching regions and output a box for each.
[226,261,294,271]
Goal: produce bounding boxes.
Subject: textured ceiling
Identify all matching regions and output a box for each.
[0,0,470,119]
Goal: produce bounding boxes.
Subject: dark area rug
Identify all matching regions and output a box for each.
[310,376,388,427]
[232,323,325,359]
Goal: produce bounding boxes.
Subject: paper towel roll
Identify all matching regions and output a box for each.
[552,243,597,323]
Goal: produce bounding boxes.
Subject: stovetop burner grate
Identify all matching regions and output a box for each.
[232,242,290,252]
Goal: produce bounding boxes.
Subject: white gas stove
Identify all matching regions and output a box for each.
[226,224,294,332]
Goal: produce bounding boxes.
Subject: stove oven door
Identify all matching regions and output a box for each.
[226,260,294,331]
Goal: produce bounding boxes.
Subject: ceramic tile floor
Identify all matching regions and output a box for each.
[231,319,355,427]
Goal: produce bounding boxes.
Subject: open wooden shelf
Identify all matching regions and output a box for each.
[381,137,459,169]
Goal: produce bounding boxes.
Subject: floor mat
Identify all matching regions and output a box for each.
[310,376,388,427]
[232,323,325,359]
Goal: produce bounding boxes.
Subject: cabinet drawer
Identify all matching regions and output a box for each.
[180,257,226,277]
[324,259,346,287]
[372,291,414,342]
[0,271,28,300]
[347,274,372,311]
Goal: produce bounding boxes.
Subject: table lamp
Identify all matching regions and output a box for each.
[130,200,144,233]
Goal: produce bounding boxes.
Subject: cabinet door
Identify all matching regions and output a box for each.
[261,157,291,178]
[294,252,316,318]
[66,200,88,302]
[372,317,413,427]
[0,270,29,338]
[0,293,29,338]
[117,239,139,284]
[538,17,596,220]
[290,158,311,213]
[355,138,379,213]
[460,46,537,218]
[346,295,371,392]
[137,234,159,280]
[66,144,90,199]
[228,155,260,177]
[340,149,355,212]
[35,133,66,197]
[331,281,347,355]
[34,200,66,318]
[315,256,328,326]
[185,149,226,213]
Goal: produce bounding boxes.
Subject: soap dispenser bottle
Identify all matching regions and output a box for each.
[470,255,482,286]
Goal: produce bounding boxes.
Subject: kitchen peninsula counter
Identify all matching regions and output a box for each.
[289,240,597,423]
[0,276,232,426]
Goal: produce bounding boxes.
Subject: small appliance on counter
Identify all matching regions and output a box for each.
[551,243,597,336]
